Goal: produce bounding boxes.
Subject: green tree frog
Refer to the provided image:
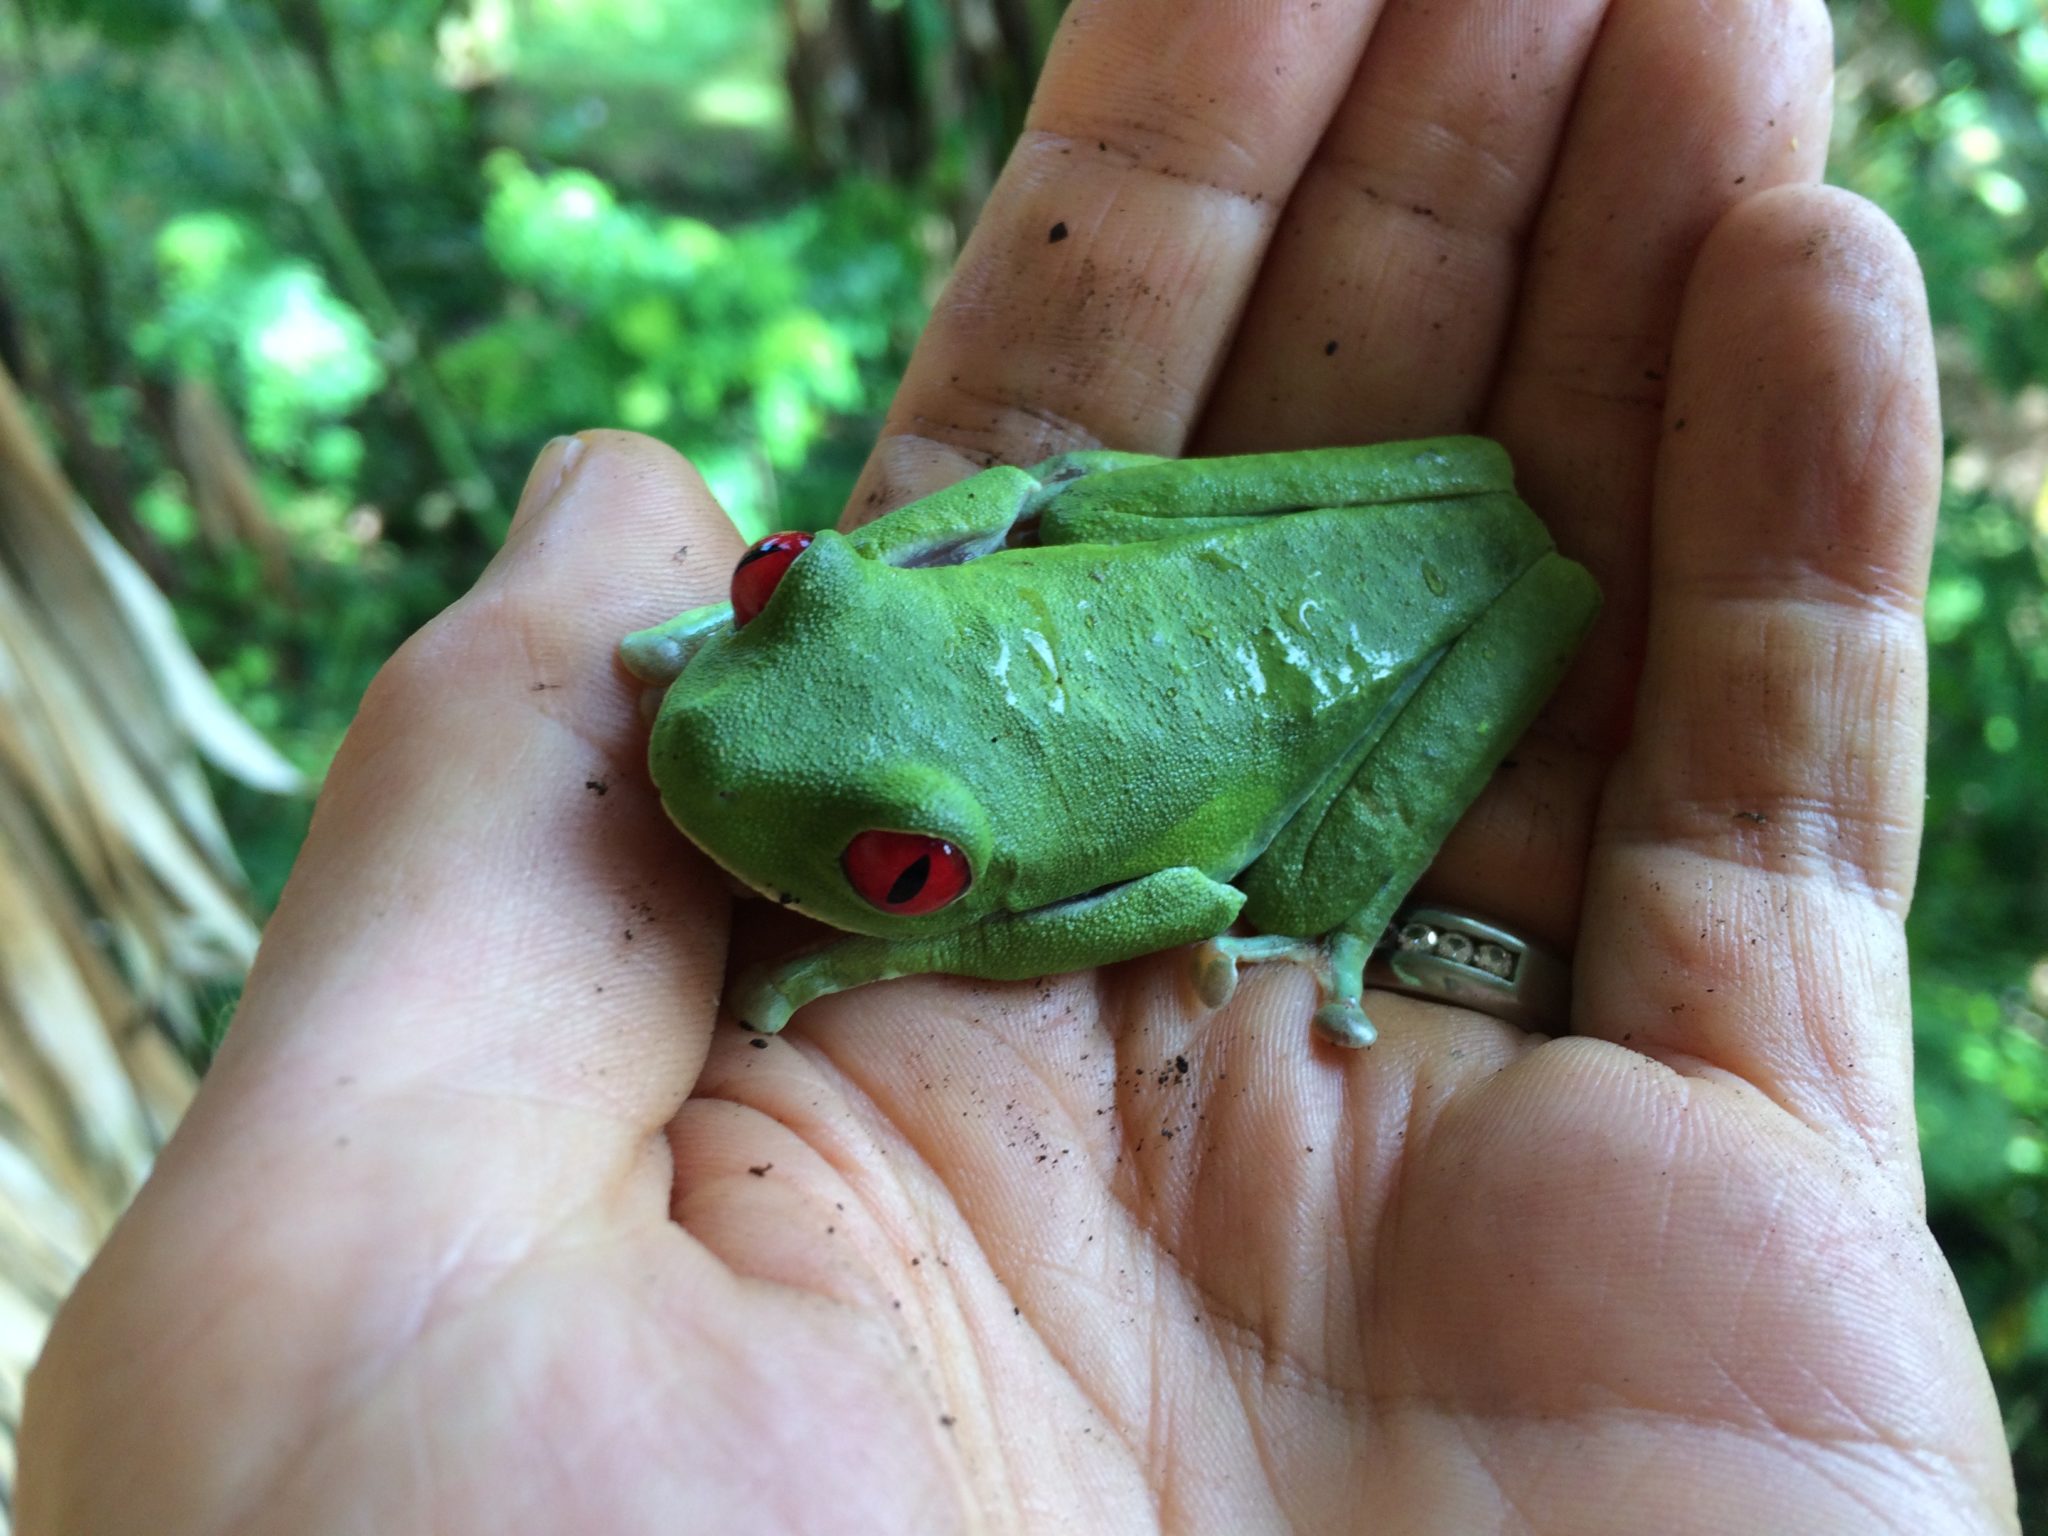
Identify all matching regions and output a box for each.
[621,438,1598,1047]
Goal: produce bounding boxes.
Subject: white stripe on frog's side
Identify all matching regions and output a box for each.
[1231,642,1268,698]
[1272,626,1336,703]
[1019,628,1065,715]
[990,628,1074,717]
[991,635,1019,708]
[1347,623,1406,684]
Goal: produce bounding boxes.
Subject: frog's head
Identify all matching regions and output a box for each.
[647,531,1008,938]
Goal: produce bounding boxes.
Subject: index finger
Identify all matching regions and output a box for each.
[846,0,1388,520]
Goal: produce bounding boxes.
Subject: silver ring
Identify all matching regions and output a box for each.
[1366,906,1571,1032]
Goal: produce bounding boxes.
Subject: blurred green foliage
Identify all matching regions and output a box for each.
[443,150,922,526]
[0,0,960,915]
[0,0,2043,1516]
[143,211,386,466]
[1828,3,2048,1502]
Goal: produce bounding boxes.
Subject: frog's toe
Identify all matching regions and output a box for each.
[1189,941,1239,1011]
[1311,1001,1377,1049]
[620,630,689,685]
[728,973,798,1036]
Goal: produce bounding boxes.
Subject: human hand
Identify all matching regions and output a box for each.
[20,0,2018,1531]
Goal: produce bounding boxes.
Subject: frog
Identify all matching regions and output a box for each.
[620,437,1599,1048]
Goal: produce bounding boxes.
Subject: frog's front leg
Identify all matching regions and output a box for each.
[729,867,1245,1034]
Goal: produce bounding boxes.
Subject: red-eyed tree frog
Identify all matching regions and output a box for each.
[621,438,1598,1047]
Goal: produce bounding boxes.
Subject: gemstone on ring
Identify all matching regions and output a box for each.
[1397,921,1438,953]
[1473,941,1515,979]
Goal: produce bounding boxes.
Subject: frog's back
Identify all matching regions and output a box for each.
[915,492,1554,909]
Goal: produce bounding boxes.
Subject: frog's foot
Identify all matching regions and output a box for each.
[1311,1001,1377,1049]
[1311,923,1378,1049]
[1190,940,1242,1010]
[1191,927,1381,1048]
[620,600,734,686]
[1190,934,1326,1010]
[726,965,801,1036]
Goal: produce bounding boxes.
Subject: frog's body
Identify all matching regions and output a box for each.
[623,438,1599,1046]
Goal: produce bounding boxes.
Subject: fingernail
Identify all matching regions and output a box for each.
[510,435,587,536]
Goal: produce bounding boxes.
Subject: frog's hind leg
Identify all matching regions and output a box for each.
[1227,552,1599,1047]
[1033,437,1516,547]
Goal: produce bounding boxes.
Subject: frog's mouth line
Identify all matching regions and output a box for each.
[658,796,1134,941]
[659,804,832,917]
[660,800,975,938]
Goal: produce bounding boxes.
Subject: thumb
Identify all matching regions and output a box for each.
[20,436,745,1535]
[196,430,744,1189]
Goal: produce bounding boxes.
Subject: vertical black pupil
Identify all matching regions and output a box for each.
[886,855,931,906]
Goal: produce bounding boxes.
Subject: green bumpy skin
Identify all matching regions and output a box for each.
[621,437,1599,1048]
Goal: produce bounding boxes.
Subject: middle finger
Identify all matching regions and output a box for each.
[1196,0,1614,452]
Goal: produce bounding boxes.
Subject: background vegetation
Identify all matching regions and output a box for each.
[0,0,2041,1521]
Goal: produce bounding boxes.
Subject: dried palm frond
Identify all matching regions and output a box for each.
[0,356,298,1523]
[171,377,295,597]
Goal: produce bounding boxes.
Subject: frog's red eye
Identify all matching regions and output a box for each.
[843,830,971,915]
[731,531,814,627]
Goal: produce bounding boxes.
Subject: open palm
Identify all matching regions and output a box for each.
[21,0,2018,1531]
